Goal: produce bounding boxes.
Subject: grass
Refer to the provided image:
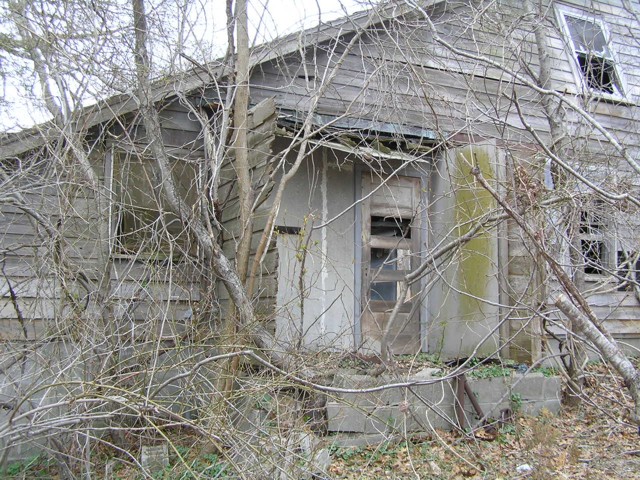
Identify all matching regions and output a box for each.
[3,455,56,478]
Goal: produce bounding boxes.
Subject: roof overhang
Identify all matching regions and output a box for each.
[0,0,443,159]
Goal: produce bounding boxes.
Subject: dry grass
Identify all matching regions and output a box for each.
[329,363,640,479]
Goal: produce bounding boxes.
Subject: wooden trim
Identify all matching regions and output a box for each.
[370,270,410,282]
[369,236,412,250]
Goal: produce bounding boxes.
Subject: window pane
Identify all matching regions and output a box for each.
[576,54,617,94]
[114,152,198,256]
[566,15,608,55]
[579,208,604,234]
[371,282,397,301]
[617,251,640,289]
[371,216,411,238]
[582,239,605,275]
[371,248,396,271]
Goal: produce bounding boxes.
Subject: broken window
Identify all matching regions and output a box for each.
[560,11,622,96]
[370,248,397,301]
[369,216,412,302]
[579,204,608,276]
[112,151,200,258]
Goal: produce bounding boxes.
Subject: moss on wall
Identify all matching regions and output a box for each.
[453,146,495,323]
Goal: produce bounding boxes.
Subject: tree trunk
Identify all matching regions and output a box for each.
[232,0,253,284]
[131,0,304,378]
[555,294,640,426]
[528,0,586,404]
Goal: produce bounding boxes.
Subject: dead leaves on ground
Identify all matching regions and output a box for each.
[329,364,640,479]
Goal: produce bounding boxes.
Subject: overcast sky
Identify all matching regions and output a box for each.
[250,0,366,42]
[2,0,370,131]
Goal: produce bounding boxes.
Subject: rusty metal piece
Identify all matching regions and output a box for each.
[464,374,485,418]
[455,373,496,435]
[455,374,466,429]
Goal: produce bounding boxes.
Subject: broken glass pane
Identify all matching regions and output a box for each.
[582,239,605,275]
[566,15,608,55]
[577,53,617,94]
[371,216,411,238]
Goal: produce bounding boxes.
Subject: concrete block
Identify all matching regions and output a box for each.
[314,371,561,436]
[465,376,512,404]
[326,403,368,433]
[512,373,562,402]
[461,401,511,422]
[520,398,562,416]
[412,367,445,379]
[332,388,403,408]
[365,406,398,434]
[408,381,455,407]
[140,444,169,472]
[327,433,390,448]
[331,373,404,405]
[406,404,455,431]
[327,403,409,434]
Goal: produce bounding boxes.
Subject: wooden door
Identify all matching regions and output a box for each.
[361,172,422,354]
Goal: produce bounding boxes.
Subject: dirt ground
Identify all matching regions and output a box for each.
[328,363,640,479]
[4,362,639,479]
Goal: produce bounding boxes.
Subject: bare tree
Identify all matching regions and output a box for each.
[1,0,640,477]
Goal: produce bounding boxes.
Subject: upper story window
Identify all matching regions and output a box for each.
[558,8,624,97]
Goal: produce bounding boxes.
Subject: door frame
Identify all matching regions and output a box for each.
[354,164,428,353]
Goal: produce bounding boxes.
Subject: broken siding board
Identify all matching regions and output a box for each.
[254,63,554,140]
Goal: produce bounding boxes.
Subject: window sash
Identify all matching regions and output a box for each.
[578,202,611,278]
[113,151,200,258]
[558,9,623,97]
[564,14,610,57]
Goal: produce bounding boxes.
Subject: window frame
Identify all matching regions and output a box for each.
[556,5,626,100]
[109,147,201,260]
[578,205,610,279]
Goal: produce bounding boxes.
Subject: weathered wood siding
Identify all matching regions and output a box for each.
[248,0,640,357]
[217,98,279,320]
[4,0,640,356]
[0,98,205,342]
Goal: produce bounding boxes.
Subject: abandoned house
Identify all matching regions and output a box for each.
[1,0,640,368]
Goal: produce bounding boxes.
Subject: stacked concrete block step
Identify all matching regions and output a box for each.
[326,368,561,435]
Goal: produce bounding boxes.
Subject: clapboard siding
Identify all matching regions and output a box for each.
[0,100,206,341]
[217,98,280,318]
[546,292,640,337]
[4,0,640,354]
[251,0,640,152]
